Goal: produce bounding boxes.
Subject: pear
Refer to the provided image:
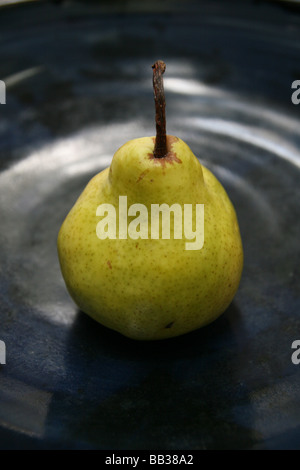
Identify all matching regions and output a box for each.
[57,61,243,340]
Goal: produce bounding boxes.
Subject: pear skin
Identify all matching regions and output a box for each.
[57,136,243,340]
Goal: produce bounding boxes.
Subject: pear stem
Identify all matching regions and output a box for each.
[152,60,167,158]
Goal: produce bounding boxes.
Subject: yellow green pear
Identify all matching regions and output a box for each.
[57,61,243,340]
